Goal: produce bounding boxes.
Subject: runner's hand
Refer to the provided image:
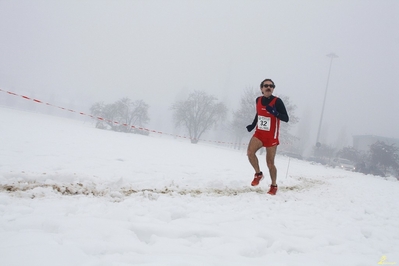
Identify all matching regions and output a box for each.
[266,105,279,117]
[246,124,255,132]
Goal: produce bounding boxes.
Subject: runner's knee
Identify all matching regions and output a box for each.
[266,160,275,168]
[247,149,255,157]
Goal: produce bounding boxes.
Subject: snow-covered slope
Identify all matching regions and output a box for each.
[1,107,398,266]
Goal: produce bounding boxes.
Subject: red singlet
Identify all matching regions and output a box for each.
[253,97,280,147]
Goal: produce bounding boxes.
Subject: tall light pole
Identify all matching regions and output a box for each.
[316,52,338,147]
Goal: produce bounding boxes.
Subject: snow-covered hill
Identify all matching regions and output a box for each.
[1,107,398,266]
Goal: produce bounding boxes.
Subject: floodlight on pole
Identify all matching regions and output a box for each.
[316,52,338,147]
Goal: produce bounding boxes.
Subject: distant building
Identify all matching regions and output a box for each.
[353,135,399,152]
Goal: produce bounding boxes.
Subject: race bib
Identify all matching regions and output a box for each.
[258,116,271,131]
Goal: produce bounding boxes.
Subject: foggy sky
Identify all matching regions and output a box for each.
[1,0,398,147]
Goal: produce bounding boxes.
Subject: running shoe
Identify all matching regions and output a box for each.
[251,172,264,186]
[267,185,278,195]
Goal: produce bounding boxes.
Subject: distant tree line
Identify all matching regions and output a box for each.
[89,89,300,147]
[313,141,399,177]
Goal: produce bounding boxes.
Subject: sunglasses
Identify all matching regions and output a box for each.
[262,84,275,88]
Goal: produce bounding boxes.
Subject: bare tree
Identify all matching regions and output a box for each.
[278,95,299,149]
[90,101,114,129]
[231,87,259,149]
[114,98,150,133]
[172,91,227,144]
[89,97,149,133]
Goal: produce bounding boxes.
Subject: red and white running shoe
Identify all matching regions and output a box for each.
[267,185,278,195]
[251,172,264,186]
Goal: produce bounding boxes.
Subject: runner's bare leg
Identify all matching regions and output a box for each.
[266,145,278,185]
[247,137,263,173]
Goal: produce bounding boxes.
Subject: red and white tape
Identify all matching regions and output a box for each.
[0,88,248,146]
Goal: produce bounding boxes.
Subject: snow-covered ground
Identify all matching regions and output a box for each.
[1,106,398,266]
